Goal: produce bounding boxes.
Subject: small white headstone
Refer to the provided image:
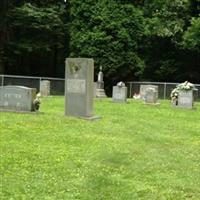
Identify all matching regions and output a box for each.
[40,80,50,96]
[178,90,193,109]
[140,85,158,99]
[112,82,127,103]
[144,87,158,104]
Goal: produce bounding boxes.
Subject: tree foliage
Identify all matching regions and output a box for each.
[0,0,199,84]
[70,0,145,84]
[2,0,69,76]
[182,16,200,51]
[140,0,200,81]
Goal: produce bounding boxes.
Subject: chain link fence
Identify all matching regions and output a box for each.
[1,75,199,99]
[0,75,65,95]
[126,81,200,100]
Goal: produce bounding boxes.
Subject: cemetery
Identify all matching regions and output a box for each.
[1,78,200,199]
[1,1,200,199]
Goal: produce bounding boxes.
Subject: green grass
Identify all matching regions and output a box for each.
[1,97,200,200]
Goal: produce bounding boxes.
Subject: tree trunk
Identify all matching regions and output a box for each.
[53,43,58,77]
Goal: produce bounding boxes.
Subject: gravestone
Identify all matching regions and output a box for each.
[65,58,98,119]
[178,90,193,109]
[140,85,158,99]
[0,86,37,112]
[112,82,127,103]
[95,66,107,98]
[144,87,158,104]
[40,80,50,96]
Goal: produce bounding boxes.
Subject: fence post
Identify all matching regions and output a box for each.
[164,82,166,99]
[129,83,132,98]
[39,77,42,93]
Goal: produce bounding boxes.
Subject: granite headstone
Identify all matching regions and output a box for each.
[0,86,37,112]
[140,85,158,99]
[40,80,50,96]
[144,87,158,104]
[112,82,127,103]
[178,90,193,109]
[65,58,98,119]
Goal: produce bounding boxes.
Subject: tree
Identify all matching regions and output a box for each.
[69,0,145,89]
[140,0,200,82]
[182,16,200,51]
[0,0,9,73]
[2,1,69,77]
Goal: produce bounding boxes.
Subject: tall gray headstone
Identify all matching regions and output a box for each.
[178,90,193,109]
[40,80,50,96]
[0,86,37,112]
[112,82,127,103]
[65,58,98,119]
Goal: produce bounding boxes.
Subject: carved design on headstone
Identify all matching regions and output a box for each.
[68,60,82,75]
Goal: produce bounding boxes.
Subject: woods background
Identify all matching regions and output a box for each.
[0,0,199,88]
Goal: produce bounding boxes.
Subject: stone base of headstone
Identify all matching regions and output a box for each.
[96,81,104,89]
[96,89,107,98]
[144,102,160,106]
[171,105,196,110]
[95,81,107,98]
[75,115,101,121]
[0,109,43,114]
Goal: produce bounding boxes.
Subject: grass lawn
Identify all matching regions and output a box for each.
[1,97,200,200]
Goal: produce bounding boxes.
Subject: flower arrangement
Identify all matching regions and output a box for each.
[176,81,196,91]
[170,81,197,105]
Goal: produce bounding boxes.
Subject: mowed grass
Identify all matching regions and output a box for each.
[1,97,200,200]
